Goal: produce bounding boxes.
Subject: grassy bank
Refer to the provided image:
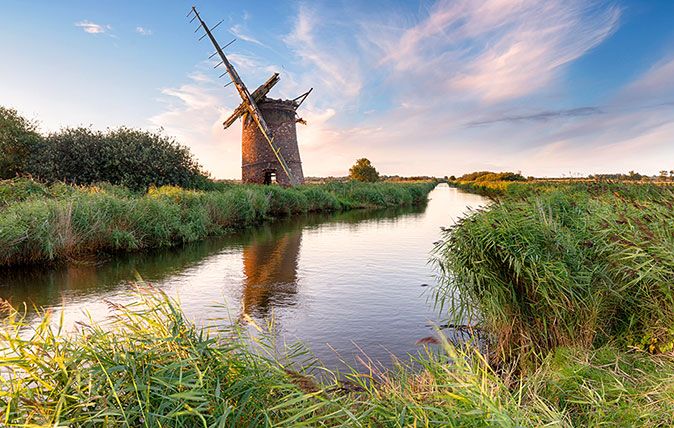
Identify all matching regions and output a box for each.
[3,179,673,426]
[0,178,435,267]
[2,287,673,426]
[436,180,674,367]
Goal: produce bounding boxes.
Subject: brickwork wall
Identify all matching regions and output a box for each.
[241,98,304,186]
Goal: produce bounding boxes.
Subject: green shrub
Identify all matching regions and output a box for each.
[0,107,42,179]
[36,127,209,190]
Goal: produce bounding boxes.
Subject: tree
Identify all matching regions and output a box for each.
[0,107,42,179]
[659,170,669,181]
[349,158,379,182]
[627,170,642,181]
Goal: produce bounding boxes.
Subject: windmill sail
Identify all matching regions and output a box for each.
[190,7,298,186]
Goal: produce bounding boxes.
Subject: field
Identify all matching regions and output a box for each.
[0,178,435,267]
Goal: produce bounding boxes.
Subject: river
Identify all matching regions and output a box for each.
[0,184,486,369]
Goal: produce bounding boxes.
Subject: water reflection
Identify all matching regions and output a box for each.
[0,204,427,317]
[0,185,487,369]
[241,222,302,317]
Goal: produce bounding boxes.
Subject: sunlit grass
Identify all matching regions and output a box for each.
[2,286,672,426]
[0,179,435,267]
[434,181,674,370]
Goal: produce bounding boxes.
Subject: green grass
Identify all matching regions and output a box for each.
[0,178,435,267]
[1,287,673,426]
[3,179,674,426]
[435,181,674,370]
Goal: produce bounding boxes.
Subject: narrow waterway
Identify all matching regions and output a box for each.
[0,184,486,369]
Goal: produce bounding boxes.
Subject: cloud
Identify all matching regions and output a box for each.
[148,68,242,178]
[467,107,602,126]
[135,26,153,36]
[364,0,621,102]
[75,20,111,34]
[617,56,674,103]
[284,6,363,101]
[229,24,265,46]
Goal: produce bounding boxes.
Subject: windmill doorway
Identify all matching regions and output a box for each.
[263,170,277,185]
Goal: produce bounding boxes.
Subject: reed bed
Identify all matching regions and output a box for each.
[435,181,674,370]
[2,287,672,426]
[0,178,435,267]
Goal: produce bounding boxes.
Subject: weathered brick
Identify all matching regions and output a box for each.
[241,98,304,186]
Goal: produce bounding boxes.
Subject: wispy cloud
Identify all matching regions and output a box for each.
[135,26,153,36]
[284,6,362,101]
[364,0,621,102]
[467,107,602,127]
[75,20,111,34]
[617,56,674,104]
[229,24,265,46]
[149,67,241,178]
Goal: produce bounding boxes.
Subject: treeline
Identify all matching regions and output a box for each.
[453,171,526,182]
[0,106,209,190]
[590,170,674,181]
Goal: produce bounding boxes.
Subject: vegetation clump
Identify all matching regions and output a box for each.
[0,178,435,267]
[435,181,674,371]
[0,107,209,190]
[349,158,380,182]
[457,171,526,182]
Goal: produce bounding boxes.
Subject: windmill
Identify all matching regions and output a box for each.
[187,6,312,186]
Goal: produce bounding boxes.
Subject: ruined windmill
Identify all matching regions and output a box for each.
[188,7,312,186]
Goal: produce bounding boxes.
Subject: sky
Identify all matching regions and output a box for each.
[1,0,673,178]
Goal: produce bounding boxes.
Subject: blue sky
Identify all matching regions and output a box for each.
[2,0,673,178]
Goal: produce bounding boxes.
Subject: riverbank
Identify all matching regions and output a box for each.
[2,180,673,426]
[0,178,435,267]
[434,179,674,424]
[2,286,673,426]
[440,180,674,359]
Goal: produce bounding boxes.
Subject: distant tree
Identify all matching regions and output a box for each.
[463,171,526,182]
[349,158,379,182]
[627,170,642,181]
[449,175,456,181]
[659,170,669,181]
[0,107,42,179]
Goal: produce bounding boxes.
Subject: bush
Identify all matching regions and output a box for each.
[0,107,42,179]
[0,106,210,190]
[37,127,209,191]
[458,171,526,182]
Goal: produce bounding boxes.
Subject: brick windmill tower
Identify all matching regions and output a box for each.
[189,7,312,186]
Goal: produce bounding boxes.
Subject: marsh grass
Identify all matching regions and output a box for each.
[0,179,435,267]
[435,182,674,370]
[2,287,672,426]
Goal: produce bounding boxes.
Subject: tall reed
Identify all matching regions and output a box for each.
[0,179,435,267]
[434,182,674,370]
[2,286,673,426]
